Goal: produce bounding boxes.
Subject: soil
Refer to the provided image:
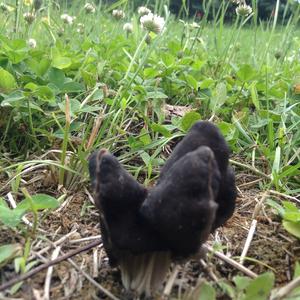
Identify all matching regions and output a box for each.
[0,160,299,300]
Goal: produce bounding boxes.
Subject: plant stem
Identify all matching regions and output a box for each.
[123,32,148,81]
[21,187,38,236]
[27,98,41,151]
[230,159,271,179]
[59,94,71,186]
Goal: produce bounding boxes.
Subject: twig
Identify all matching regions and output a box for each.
[252,192,269,218]
[43,246,61,300]
[55,195,73,213]
[271,276,300,300]
[203,245,258,278]
[93,247,99,278]
[66,256,120,300]
[34,242,118,300]
[229,159,270,179]
[69,235,102,244]
[86,112,103,150]
[0,240,101,292]
[240,192,268,264]
[29,229,78,260]
[208,114,215,122]
[238,178,263,188]
[163,265,179,297]
[200,259,219,282]
[239,220,257,265]
[35,237,117,300]
[84,187,95,205]
[99,248,104,268]
[25,174,45,185]
[269,190,300,204]
[32,289,43,299]
[0,296,23,300]
[1,163,53,191]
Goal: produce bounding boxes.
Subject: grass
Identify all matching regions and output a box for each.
[0,0,300,298]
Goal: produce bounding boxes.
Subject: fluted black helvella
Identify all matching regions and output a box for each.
[88,121,237,297]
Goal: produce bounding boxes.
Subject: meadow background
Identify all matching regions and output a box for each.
[0,0,300,299]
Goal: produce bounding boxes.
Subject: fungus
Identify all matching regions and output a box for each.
[140,146,220,258]
[157,121,237,230]
[89,149,169,296]
[88,121,237,297]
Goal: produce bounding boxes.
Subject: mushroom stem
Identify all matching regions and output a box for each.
[119,251,171,297]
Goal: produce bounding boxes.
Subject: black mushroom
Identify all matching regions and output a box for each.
[88,121,237,297]
[88,149,169,296]
[157,121,237,230]
[140,146,220,258]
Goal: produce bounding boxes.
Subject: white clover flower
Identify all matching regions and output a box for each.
[236,3,252,16]
[0,2,8,11]
[23,12,35,24]
[179,19,188,26]
[190,22,200,29]
[286,51,295,62]
[84,2,96,14]
[112,9,125,20]
[1,2,14,12]
[140,13,165,34]
[60,13,68,20]
[138,6,151,16]
[77,23,84,34]
[286,49,300,63]
[123,22,133,33]
[230,0,240,4]
[61,13,74,25]
[27,38,36,48]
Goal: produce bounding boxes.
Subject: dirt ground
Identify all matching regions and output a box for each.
[0,163,299,300]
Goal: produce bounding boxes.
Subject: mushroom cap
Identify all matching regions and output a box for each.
[89,150,167,266]
[212,165,237,230]
[157,121,237,230]
[140,146,220,257]
[159,121,230,182]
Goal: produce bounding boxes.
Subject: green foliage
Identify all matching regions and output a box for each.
[0,197,27,228]
[0,1,299,186]
[243,273,275,300]
[219,273,275,300]
[0,244,22,268]
[198,282,216,300]
[187,273,275,300]
[184,280,216,300]
[0,0,299,296]
[181,111,201,131]
[0,68,17,93]
[268,199,300,239]
[0,0,298,219]
[0,194,59,229]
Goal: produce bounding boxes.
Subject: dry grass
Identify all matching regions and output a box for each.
[0,160,299,300]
